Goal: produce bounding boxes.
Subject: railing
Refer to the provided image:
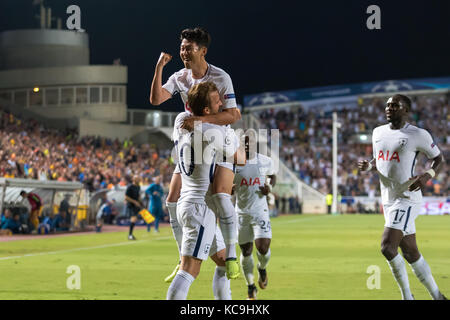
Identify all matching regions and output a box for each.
[0,85,126,108]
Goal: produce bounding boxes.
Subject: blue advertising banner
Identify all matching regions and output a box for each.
[243,77,450,107]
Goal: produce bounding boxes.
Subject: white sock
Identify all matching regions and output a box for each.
[240,253,255,286]
[212,266,232,300]
[166,269,195,300]
[387,254,414,300]
[256,248,271,270]
[212,193,237,259]
[410,255,441,300]
[166,201,182,259]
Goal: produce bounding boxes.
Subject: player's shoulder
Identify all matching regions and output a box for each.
[402,123,428,136]
[170,68,189,80]
[174,111,190,122]
[174,112,191,129]
[208,64,232,81]
[373,123,389,134]
[257,153,272,165]
[172,112,192,141]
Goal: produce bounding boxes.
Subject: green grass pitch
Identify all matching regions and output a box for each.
[0,214,448,300]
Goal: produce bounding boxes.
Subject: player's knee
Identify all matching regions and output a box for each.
[256,244,269,255]
[402,249,420,264]
[381,243,397,260]
[240,243,253,256]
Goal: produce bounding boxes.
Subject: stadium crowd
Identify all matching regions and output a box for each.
[257,94,449,197]
[0,110,174,191]
[0,109,174,233]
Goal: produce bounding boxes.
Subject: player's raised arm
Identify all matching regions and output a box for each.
[149,52,173,105]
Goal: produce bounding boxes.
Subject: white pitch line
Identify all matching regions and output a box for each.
[0,236,172,261]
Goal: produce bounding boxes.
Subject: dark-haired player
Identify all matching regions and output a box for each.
[358,94,446,300]
[233,136,276,300]
[150,27,242,280]
[166,81,245,300]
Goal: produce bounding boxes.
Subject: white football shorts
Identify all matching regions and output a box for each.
[383,199,421,236]
[238,208,272,245]
[177,201,225,260]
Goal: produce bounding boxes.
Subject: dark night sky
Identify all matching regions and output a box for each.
[1,0,449,111]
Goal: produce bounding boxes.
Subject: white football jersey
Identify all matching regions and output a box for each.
[234,153,275,215]
[163,64,237,113]
[372,122,440,205]
[175,122,239,204]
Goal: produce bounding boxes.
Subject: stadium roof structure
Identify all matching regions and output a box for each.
[0,178,82,190]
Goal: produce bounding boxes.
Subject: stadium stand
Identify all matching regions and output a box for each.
[255,93,449,198]
[0,109,174,191]
[0,108,174,232]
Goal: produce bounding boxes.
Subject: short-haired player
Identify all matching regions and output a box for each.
[150,27,242,280]
[166,81,245,300]
[358,94,446,300]
[233,135,276,300]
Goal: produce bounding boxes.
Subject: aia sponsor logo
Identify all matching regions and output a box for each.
[378,150,400,162]
[240,177,261,186]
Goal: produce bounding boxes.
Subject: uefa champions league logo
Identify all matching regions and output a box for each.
[371,80,413,93]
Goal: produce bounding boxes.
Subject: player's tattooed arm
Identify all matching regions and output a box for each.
[408,153,444,192]
[149,52,173,105]
[181,108,241,130]
[358,159,376,172]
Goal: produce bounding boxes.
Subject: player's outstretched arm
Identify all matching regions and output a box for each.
[149,52,173,105]
[358,159,376,172]
[408,153,444,192]
[181,108,241,130]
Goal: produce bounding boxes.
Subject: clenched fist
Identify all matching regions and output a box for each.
[157,52,172,68]
[358,160,371,171]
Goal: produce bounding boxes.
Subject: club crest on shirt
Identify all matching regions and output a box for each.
[225,136,231,145]
[398,138,408,148]
[204,244,211,255]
